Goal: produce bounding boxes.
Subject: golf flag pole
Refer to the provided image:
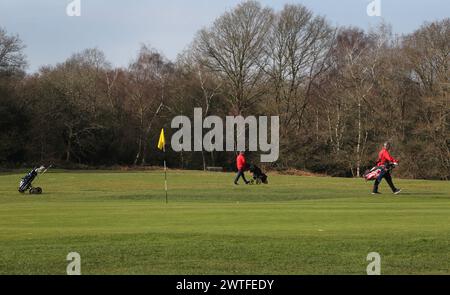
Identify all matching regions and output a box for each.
[157,129,168,203]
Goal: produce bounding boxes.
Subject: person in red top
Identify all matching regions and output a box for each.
[373,142,402,195]
[234,152,250,185]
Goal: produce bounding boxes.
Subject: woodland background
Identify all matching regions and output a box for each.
[0,1,448,179]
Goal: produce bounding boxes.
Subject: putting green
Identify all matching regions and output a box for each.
[0,170,449,274]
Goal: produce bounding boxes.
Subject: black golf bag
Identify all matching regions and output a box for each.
[249,165,268,184]
[18,166,48,194]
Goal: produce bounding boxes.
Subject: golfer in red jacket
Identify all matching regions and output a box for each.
[373,142,402,195]
[234,152,250,185]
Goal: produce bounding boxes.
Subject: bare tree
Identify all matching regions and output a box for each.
[0,27,26,72]
[403,19,450,179]
[266,4,335,157]
[174,51,223,170]
[128,45,171,165]
[327,28,384,176]
[60,49,110,162]
[194,0,273,115]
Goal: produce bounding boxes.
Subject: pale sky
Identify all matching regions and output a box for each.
[0,0,448,73]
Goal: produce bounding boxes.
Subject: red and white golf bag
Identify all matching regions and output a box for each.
[363,166,382,181]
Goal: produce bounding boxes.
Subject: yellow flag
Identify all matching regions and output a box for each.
[157,128,166,151]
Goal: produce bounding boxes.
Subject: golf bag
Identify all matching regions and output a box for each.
[363,163,396,181]
[249,165,268,184]
[18,166,49,194]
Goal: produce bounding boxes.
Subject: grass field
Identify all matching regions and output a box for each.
[0,170,449,275]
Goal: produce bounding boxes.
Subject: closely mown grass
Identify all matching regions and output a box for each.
[0,170,448,274]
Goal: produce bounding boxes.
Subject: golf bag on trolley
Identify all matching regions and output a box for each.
[18,166,51,195]
[249,165,268,185]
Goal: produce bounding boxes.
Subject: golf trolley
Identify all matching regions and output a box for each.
[18,165,52,195]
[249,165,268,185]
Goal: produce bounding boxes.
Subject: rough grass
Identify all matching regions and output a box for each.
[0,170,449,274]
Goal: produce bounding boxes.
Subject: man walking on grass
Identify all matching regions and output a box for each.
[373,142,402,195]
[234,152,250,185]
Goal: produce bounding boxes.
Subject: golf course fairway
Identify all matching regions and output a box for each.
[0,170,449,274]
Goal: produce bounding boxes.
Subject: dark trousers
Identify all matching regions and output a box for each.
[373,168,397,193]
[235,169,248,184]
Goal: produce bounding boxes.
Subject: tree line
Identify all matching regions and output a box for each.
[0,1,448,179]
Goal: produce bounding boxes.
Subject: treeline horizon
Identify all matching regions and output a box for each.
[0,1,448,179]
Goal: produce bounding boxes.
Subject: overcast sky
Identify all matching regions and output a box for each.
[1,0,448,73]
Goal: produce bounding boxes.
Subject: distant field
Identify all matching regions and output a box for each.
[0,170,449,274]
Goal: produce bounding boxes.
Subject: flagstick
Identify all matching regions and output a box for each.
[158,128,168,204]
[163,146,168,204]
